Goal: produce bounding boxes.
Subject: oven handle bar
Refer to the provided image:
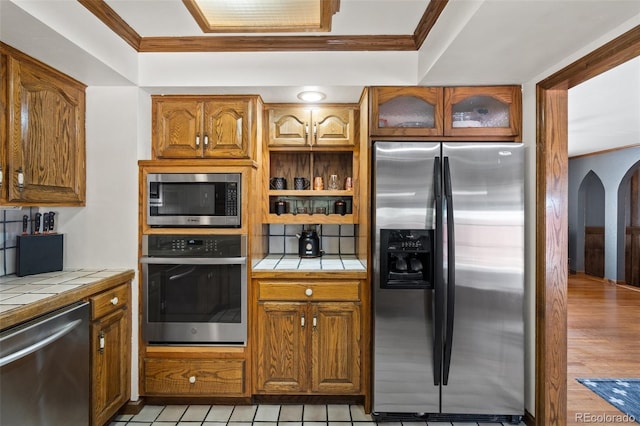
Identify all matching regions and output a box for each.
[140,257,247,265]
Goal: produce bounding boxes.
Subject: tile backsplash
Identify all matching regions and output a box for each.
[268,224,357,255]
[0,208,34,276]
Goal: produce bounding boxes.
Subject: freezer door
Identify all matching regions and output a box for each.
[372,141,441,414]
[373,288,438,413]
[440,143,525,415]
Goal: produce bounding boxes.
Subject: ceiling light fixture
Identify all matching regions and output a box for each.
[297,91,326,102]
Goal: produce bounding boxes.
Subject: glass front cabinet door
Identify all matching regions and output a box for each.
[444,86,522,139]
[370,87,444,137]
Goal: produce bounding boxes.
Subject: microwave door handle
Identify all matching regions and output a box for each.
[140,257,247,265]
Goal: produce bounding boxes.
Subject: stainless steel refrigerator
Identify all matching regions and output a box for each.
[372,141,524,423]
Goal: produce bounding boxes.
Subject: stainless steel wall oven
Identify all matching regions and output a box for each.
[141,234,247,345]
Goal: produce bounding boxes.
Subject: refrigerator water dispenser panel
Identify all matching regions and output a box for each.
[380,229,434,289]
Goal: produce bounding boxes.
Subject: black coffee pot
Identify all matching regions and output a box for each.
[297,229,321,258]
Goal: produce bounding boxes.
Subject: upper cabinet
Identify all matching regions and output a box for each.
[152,95,260,160]
[370,85,521,141]
[1,43,86,206]
[443,86,522,138]
[263,104,361,225]
[268,106,355,147]
[370,87,443,137]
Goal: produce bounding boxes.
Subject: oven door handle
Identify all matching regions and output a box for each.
[140,257,247,265]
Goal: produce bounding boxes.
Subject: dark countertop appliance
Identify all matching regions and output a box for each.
[297,229,321,258]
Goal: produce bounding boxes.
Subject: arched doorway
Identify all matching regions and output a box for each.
[578,171,606,277]
[618,160,640,286]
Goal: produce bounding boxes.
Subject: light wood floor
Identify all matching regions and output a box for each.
[567,274,640,424]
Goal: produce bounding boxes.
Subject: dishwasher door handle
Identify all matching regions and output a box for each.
[0,319,82,367]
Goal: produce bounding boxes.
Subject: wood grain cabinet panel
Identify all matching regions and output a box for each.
[90,283,130,426]
[144,358,245,395]
[311,302,360,393]
[1,43,86,206]
[253,280,363,395]
[254,302,307,393]
[444,86,522,139]
[370,86,443,137]
[152,95,258,159]
[268,106,355,147]
[369,85,522,141]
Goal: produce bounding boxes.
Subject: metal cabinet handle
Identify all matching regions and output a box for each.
[99,330,105,353]
[204,134,209,146]
[313,122,317,144]
[189,376,196,384]
[305,288,313,297]
[301,313,305,328]
[110,297,119,305]
[304,122,309,141]
[195,134,200,147]
[17,167,25,192]
[312,315,317,329]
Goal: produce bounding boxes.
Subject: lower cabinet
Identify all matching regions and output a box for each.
[90,283,131,426]
[253,280,362,395]
[142,348,247,397]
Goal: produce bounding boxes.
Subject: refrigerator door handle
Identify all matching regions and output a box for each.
[433,156,443,386]
[443,156,456,385]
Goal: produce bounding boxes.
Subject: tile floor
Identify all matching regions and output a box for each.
[109,404,526,426]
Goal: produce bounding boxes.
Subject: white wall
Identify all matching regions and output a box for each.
[57,86,142,399]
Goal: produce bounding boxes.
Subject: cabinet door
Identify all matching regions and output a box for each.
[268,108,311,146]
[370,87,443,137]
[92,308,130,426]
[312,107,355,146]
[444,86,521,138]
[311,302,361,393]
[203,98,252,158]
[255,302,308,392]
[152,99,202,158]
[6,56,85,205]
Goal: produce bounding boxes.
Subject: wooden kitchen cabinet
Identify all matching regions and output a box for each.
[370,86,444,137]
[369,85,522,140]
[0,42,86,206]
[444,86,522,138]
[152,95,260,159]
[264,103,361,225]
[90,283,130,426]
[268,105,355,147]
[253,280,362,394]
[142,346,247,397]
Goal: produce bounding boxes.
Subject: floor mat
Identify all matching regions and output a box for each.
[577,378,640,423]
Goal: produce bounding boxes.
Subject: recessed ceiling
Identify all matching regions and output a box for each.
[183,0,340,33]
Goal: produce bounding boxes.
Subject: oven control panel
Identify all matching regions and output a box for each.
[143,234,245,257]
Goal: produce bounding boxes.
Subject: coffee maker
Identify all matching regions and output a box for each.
[297,229,321,258]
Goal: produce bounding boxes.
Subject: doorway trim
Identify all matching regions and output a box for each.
[535,25,640,425]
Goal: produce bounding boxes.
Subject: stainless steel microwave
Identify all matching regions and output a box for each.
[146,173,241,227]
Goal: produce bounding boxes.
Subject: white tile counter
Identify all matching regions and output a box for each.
[253,255,366,272]
[0,268,135,329]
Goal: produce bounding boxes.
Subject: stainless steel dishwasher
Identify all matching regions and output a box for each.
[0,301,90,426]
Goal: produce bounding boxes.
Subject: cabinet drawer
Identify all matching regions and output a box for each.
[144,358,245,395]
[257,281,360,301]
[90,284,129,319]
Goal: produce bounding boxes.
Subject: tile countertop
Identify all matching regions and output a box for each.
[253,255,367,271]
[0,268,135,329]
